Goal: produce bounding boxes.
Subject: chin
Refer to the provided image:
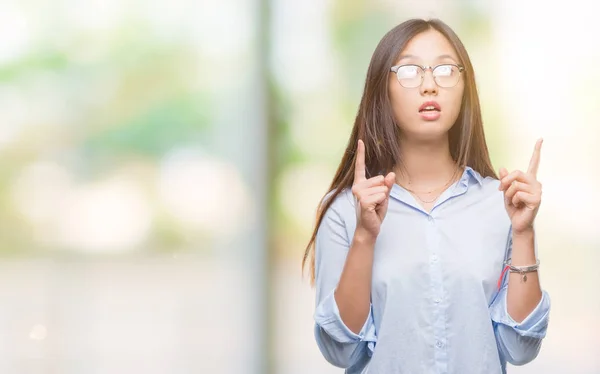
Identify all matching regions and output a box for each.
[402,122,452,141]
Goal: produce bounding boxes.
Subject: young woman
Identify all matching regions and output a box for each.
[302,18,550,373]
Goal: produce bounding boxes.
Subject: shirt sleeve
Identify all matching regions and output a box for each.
[489,229,551,366]
[313,192,377,369]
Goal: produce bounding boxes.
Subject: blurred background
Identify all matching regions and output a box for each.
[0,0,598,373]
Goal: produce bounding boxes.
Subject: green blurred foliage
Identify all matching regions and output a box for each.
[0,17,212,255]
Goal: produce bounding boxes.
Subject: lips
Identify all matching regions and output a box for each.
[418,101,441,121]
[418,101,441,112]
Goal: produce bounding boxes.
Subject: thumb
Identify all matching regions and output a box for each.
[498,167,508,179]
[384,172,396,191]
[376,173,395,220]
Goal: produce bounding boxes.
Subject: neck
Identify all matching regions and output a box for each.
[394,136,459,190]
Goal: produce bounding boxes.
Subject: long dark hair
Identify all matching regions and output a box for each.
[302,18,497,285]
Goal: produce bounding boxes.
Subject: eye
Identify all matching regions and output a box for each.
[397,65,420,79]
[434,65,454,77]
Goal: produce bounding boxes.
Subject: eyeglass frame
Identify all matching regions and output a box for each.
[390,63,465,88]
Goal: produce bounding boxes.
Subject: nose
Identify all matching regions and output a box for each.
[420,68,438,96]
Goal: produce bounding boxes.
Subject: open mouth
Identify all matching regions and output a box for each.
[418,101,441,121]
[419,105,440,113]
[418,101,441,112]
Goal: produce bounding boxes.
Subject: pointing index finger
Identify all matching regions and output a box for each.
[354,139,366,182]
[527,138,543,177]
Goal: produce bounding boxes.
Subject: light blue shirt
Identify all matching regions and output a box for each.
[313,167,550,373]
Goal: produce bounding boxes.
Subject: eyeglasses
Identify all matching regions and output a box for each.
[390,64,465,88]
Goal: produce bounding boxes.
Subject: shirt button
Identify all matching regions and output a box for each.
[434,298,441,304]
[431,255,438,262]
[427,215,433,222]
[436,341,443,348]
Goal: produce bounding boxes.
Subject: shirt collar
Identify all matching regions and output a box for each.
[463,166,484,186]
[378,166,484,186]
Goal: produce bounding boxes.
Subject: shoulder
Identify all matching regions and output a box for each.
[480,175,502,195]
[464,171,511,231]
[322,187,355,217]
[318,188,359,231]
[464,168,508,212]
[466,168,502,198]
[316,188,358,242]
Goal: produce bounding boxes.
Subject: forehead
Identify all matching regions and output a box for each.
[397,29,459,63]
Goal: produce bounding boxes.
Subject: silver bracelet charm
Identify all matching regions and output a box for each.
[503,258,540,283]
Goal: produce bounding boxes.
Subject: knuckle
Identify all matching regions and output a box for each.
[354,194,363,204]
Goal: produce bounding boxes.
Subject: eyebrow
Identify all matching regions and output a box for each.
[397,54,458,63]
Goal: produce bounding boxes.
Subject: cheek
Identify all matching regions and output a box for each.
[388,84,413,119]
[446,85,465,116]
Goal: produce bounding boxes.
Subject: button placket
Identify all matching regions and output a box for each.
[427,214,447,367]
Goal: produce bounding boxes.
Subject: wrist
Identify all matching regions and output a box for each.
[512,227,535,239]
[354,226,378,245]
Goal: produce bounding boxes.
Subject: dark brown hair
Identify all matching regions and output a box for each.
[302,18,497,284]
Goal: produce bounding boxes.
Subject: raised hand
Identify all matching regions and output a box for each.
[352,139,396,238]
[498,138,543,234]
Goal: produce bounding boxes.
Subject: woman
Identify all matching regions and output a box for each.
[302,19,550,373]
